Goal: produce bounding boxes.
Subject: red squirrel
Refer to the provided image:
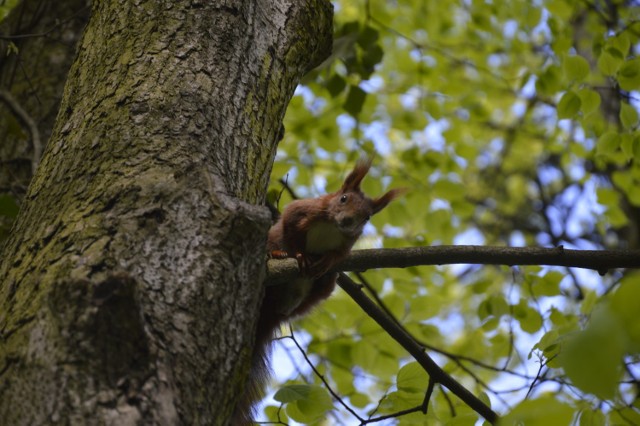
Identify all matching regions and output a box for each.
[233,158,403,425]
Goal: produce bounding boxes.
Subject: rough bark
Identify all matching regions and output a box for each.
[0,1,332,425]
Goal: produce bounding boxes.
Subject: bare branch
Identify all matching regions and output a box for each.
[341,246,640,273]
[266,246,640,285]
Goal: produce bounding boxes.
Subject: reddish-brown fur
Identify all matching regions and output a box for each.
[232,159,403,425]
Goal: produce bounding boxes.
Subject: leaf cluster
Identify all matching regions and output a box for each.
[264,0,640,424]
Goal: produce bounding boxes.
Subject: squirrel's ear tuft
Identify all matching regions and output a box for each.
[372,188,406,215]
[342,157,373,191]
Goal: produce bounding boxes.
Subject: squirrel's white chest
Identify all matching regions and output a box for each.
[306,221,346,253]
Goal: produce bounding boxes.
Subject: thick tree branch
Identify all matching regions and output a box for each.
[265,246,640,284]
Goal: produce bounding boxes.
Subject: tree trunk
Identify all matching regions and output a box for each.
[0,1,332,424]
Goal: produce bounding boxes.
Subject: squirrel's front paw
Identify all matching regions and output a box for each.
[269,250,290,259]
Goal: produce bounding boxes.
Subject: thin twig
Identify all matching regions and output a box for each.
[287,333,365,423]
[0,89,41,173]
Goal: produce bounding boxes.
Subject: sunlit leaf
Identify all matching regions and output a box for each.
[563,54,590,83]
[285,385,332,423]
[577,88,601,115]
[536,65,562,95]
[579,409,606,426]
[617,59,640,90]
[596,131,620,157]
[559,306,625,399]
[502,396,575,425]
[273,384,312,403]
[619,102,639,129]
[349,392,370,408]
[557,90,581,119]
[397,361,429,394]
[597,49,623,76]
[514,300,543,334]
[610,273,640,350]
[609,407,640,425]
[611,33,630,57]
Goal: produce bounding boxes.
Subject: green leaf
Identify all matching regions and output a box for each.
[325,74,346,97]
[326,341,352,368]
[620,102,639,129]
[502,395,575,426]
[351,339,398,377]
[523,5,542,29]
[514,300,543,334]
[357,26,379,48]
[610,408,640,425]
[563,54,590,83]
[557,90,581,119]
[596,187,619,206]
[273,384,312,403]
[628,185,640,207]
[263,405,287,423]
[610,273,640,350]
[597,49,623,76]
[344,85,366,117]
[617,59,640,90]
[612,169,632,192]
[577,88,601,115]
[606,205,630,227]
[620,134,635,160]
[534,271,564,296]
[378,390,426,416]
[547,0,573,19]
[0,0,20,21]
[396,361,429,394]
[285,385,332,424]
[559,306,625,399]
[349,392,370,408]
[610,33,630,57]
[432,179,466,202]
[533,329,560,361]
[596,131,620,157]
[536,65,562,96]
[580,290,598,316]
[579,409,606,426]
[361,43,384,75]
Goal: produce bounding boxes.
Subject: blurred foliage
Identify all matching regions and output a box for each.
[0,0,19,21]
[0,193,18,239]
[265,0,640,424]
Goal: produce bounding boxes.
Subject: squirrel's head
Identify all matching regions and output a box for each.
[329,158,404,237]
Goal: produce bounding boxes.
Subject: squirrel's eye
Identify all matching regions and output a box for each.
[365,215,370,221]
[340,194,348,203]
